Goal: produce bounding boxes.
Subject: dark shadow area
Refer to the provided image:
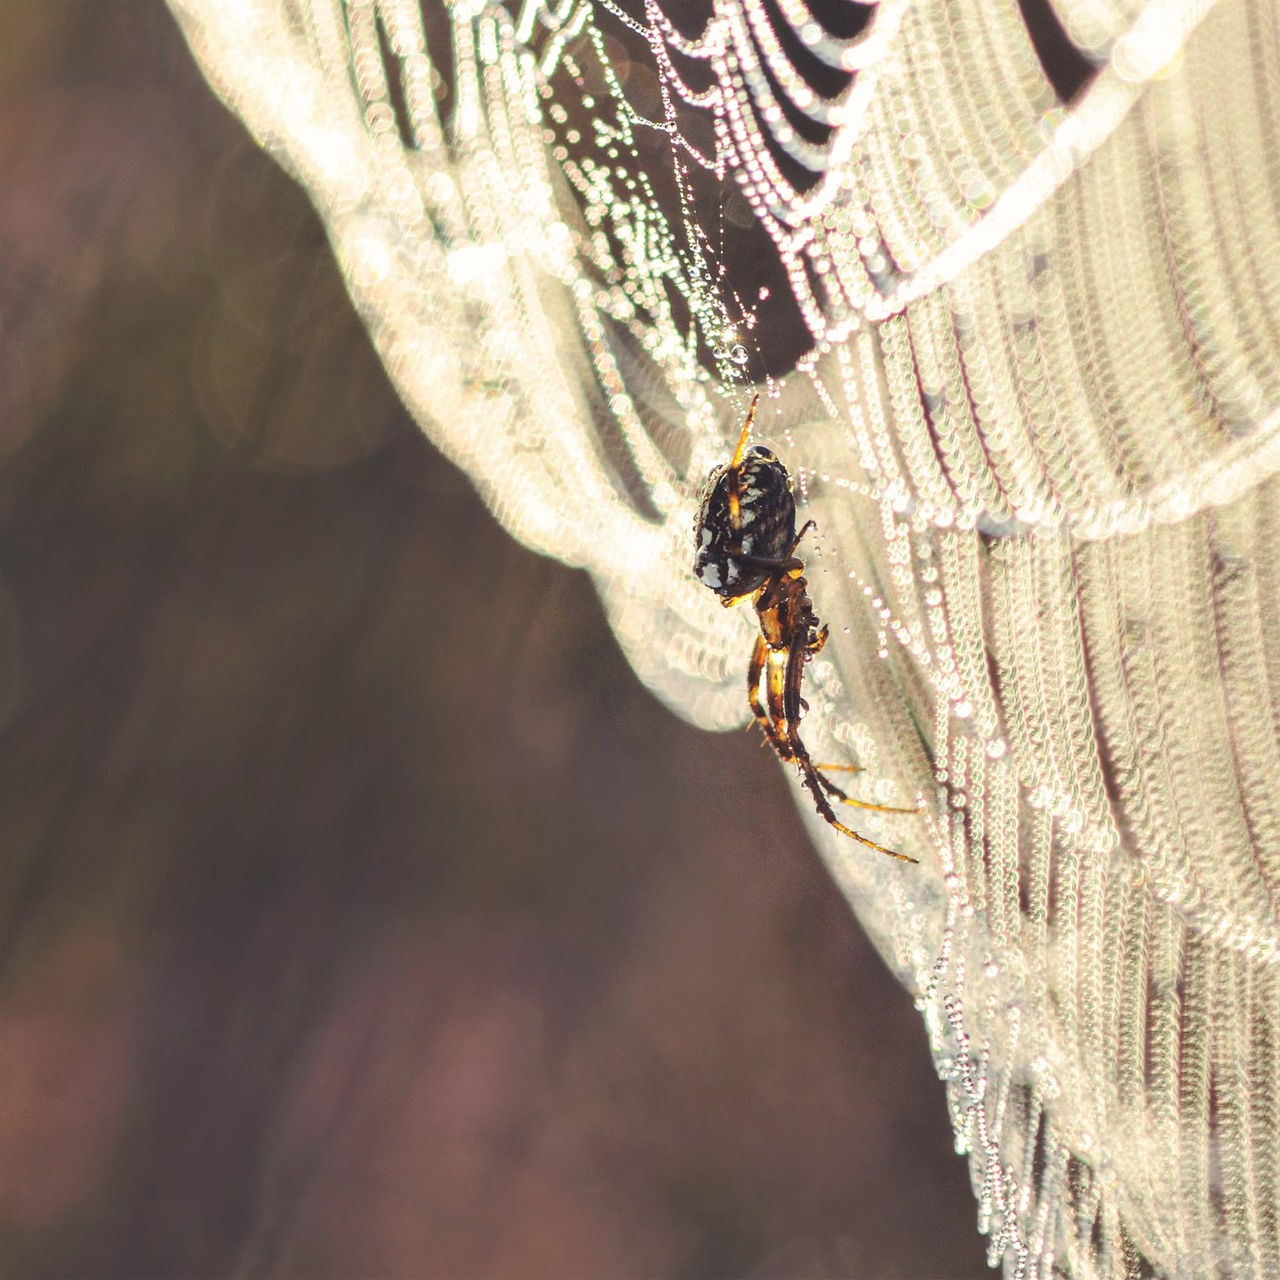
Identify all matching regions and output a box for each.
[1016,0,1097,102]
[0,4,987,1277]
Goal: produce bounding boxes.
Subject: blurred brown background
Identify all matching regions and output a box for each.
[0,4,987,1276]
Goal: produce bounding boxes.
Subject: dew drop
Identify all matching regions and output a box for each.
[730,343,749,364]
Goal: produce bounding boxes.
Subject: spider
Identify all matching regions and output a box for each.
[692,394,918,863]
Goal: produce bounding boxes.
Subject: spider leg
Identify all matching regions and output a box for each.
[726,394,760,530]
[776,629,919,862]
[747,632,782,749]
[789,519,818,554]
[728,394,760,472]
[760,642,796,762]
[812,769,920,814]
[782,626,811,730]
[733,522,820,578]
[737,552,805,575]
[779,614,915,811]
[796,755,920,860]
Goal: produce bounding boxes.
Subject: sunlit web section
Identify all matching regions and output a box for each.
[492,0,1114,383]
[170,0,1280,1276]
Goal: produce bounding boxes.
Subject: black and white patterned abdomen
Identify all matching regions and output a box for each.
[692,446,796,600]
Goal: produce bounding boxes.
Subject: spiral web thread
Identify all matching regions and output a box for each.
[166,0,1280,1274]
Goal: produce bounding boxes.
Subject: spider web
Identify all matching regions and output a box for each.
[166,0,1280,1274]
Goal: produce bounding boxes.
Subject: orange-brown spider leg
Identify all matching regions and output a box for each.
[811,769,921,815]
[758,642,797,762]
[747,632,787,756]
[728,393,760,471]
[726,394,761,531]
[774,629,919,862]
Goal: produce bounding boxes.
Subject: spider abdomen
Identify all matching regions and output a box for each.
[692,446,796,599]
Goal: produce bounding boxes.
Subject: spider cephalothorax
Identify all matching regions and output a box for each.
[692,395,917,862]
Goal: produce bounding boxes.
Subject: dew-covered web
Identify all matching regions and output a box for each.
[167,0,1280,1275]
